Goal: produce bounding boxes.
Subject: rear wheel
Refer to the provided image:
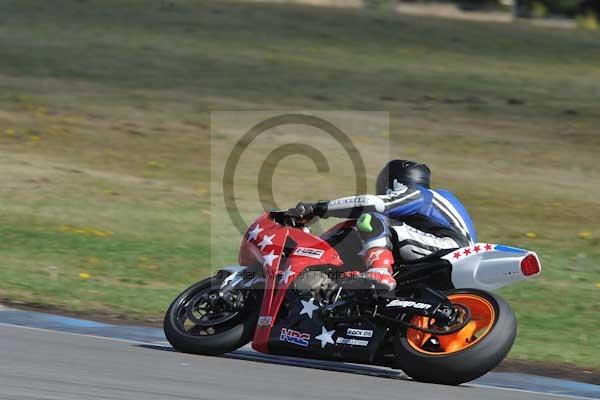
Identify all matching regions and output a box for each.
[164,277,258,356]
[394,289,516,385]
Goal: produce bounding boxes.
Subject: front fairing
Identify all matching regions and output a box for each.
[239,213,343,353]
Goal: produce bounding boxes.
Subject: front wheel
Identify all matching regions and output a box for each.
[164,277,259,356]
[393,289,517,385]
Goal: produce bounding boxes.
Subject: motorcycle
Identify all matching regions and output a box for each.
[164,209,541,385]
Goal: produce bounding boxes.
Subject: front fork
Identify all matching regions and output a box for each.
[215,267,265,311]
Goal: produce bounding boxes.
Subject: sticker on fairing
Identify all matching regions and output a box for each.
[280,328,310,347]
[386,300,432,310]
[336,337,369,346]
[293,247,325,259]
[346,328,373,338]
[257,316,273,327]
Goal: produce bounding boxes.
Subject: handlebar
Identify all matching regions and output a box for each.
[268,210,288,225]
[268,209,312,227]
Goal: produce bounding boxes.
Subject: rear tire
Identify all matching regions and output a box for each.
[164,277,258,356]
[394,289,517,385]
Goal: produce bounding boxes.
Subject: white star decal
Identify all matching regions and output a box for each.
[257,234,275,251]
[315,326,335,348]
[300,298,319,319]
[247,224,263,241]
[262,250,279,267]
[279,265,295,284]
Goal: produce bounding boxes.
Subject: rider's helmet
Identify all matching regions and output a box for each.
[375,160,431,194]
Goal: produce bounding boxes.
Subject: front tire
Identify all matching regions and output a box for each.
[394,289,517,385]
[164,277,258,356]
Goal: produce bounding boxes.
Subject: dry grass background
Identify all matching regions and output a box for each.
[0,0,598,367]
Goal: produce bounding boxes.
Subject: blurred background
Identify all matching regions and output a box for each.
[0,0,598,374]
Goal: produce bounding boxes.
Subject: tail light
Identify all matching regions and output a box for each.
[521,254,541,276]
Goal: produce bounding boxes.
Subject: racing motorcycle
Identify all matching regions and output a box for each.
[164,210,541,385]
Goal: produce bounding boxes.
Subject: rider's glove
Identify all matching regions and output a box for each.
[290,202,314,219]
[313,201,328,217]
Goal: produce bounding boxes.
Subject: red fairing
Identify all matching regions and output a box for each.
[239,213,343,353]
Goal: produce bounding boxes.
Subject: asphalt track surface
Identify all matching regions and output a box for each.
[1,308,598,400]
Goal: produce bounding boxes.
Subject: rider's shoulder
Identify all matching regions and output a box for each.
[431,188,466,205]
[432,188,459,198]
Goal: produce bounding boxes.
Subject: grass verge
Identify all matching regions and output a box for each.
[0,0,598,367]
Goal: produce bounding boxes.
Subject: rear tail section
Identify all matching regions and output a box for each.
[442,243,541,291]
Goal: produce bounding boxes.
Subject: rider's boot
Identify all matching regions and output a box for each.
[360,247,396,291]
[354,213,397,291]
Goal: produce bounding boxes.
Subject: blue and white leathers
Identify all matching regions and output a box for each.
[322,181,476,260]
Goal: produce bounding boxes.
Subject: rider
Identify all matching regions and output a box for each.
[292,160,476,290]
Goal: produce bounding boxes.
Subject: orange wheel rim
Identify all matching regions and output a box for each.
[406,294,496,355]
